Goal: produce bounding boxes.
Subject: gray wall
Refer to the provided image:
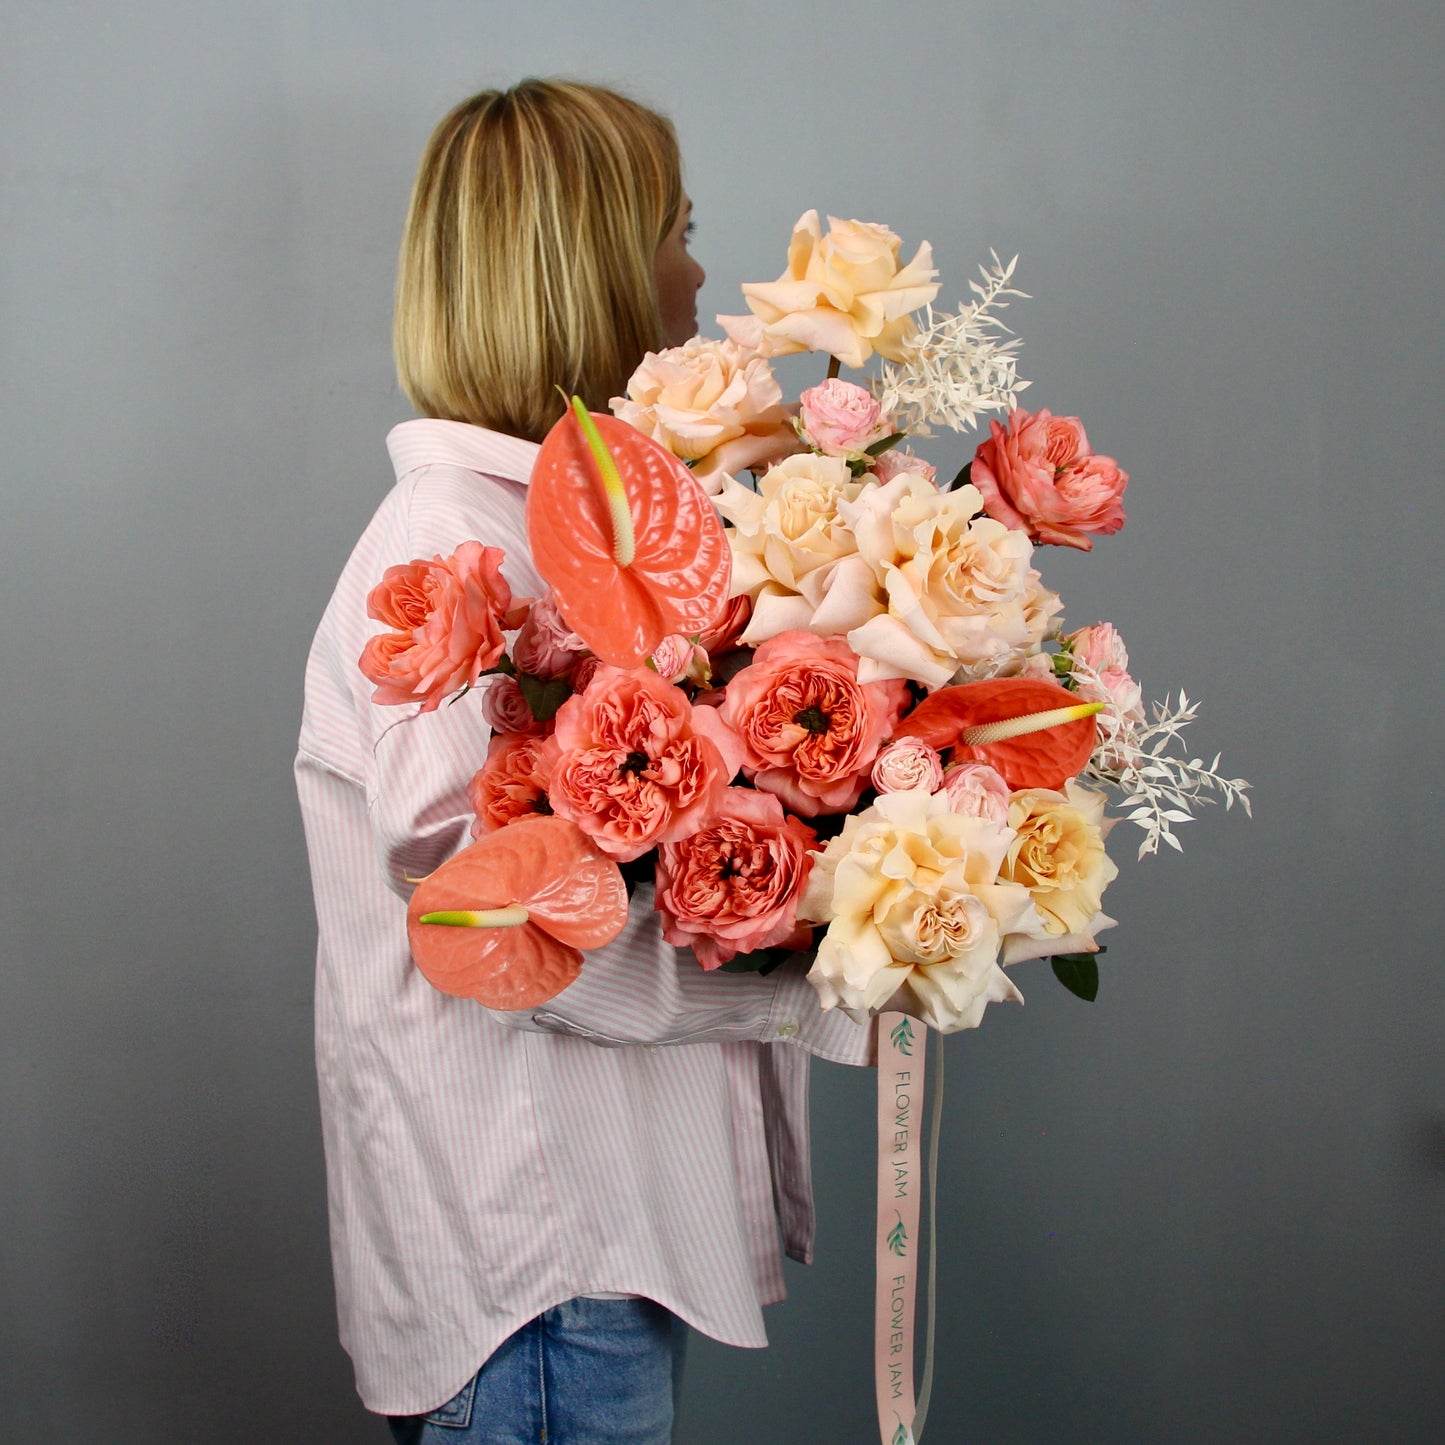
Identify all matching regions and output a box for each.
[3,2,1441,1441]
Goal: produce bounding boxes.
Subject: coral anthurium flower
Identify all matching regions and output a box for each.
[894,677,1101,790]
[527,402,732,669]
[405,816,627,1011]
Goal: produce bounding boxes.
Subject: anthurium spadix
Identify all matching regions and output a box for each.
[895,676,1103,789]
[526,401,732,668]
[406,816,627,1011]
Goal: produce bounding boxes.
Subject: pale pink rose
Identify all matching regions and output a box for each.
[871,738,945,795]
[359,542,521,711]
[941,762,1011,826]
[467,733,559,836]
[655,788,817,969]
[511,591,588,680]
[970,408,1128,551]
[610,337,799,483]
[718,211,939,369]
[480,674,545,735]
[1068,622,1145,726]
[869,448,937,486]
[1016,653,1058,683]
[798,379,891,457]
[720,631,909,817]
[547,665,744,861]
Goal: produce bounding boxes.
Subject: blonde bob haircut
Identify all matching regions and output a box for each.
[394,79,683,443]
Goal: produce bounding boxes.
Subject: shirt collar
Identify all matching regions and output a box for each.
[386,418,540,487]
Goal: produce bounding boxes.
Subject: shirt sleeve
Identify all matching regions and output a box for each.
[363,464,874,1068]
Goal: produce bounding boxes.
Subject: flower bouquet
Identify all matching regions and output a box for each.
[362,211,1249,1444]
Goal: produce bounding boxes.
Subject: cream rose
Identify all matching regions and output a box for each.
[718,211,939,369]
[713,452,882,644]
[837,474,1039,689]
[611,337,799,489]
[998,780,1118,944]
[800,788,1039,1033]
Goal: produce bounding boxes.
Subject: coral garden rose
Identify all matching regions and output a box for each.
[999,780,1118,941]
[468,733,559,837]
[611,337,799,487]
[719,631,908,817]
[941,761,1011,825]
[546,665,745,861]
[800,788,1039,1033]
[359,542,523,711]
[839,472,1039,689]
[798,379,892,457]
[871,738,945,795]
[655,788,817,969]
[696,594,753,655]
[713,452,879,644]
[970,408,1128,551]
[718,211,939,369]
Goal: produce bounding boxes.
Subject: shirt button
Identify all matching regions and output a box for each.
[776,1021,799,1038]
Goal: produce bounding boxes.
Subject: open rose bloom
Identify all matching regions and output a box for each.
[359,220,1247,1036]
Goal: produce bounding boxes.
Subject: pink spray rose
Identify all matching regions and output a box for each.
[479,674,546,735]
[970,408,1128,551]
[510,590,589,680]
[359,542,524,711]
[720,631,910,817]
[655,788,817,969]
[1067,621,1144,724]
[869,448,937,486]
[467,733,559,836]
[798,379,892,457]
[547,665,745,861]
[871,738,945,795]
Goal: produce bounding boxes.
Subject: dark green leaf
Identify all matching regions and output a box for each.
[864,430,908,458]
[1050,952,1100,1002]
[946,463,974,491]
[516,673,572,723]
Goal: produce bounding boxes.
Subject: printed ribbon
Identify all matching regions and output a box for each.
[875,1012,943,1445]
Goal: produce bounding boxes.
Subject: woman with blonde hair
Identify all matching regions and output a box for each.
[296,79,868,1443]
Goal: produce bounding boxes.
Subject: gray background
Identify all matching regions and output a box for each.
[2,1,1441,1441]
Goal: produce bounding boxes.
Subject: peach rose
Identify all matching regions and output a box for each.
[511,591,589,681]
[999,780,1118,940]
[546,665,745,861]
[798,379,891,457]
[799,788,1039,1033]
[840,473,1038,689]
[655,788,817,969]
[871,738,944,795]
[718,211,939,369]
[970,408,1128,551]
[719,631,908,817]
[359,542,522,711]
[467,733,559,837]
[611,337,799,487]
[713,452,879,645]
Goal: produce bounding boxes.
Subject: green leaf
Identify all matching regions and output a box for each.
[864,430,908,457]
[516,673,572,723]
[893,1425,911,1445]
[946,463,974,491]
[886,1217,909,1256]
[1050,951,1101,1002]
[889,1017,915,1055]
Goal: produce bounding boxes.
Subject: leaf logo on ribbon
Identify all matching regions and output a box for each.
[893,1422,912,1445]
[887,1212,909,1257]
[889,1018,915,1056]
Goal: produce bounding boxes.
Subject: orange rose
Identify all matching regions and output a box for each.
[467,733,559,837]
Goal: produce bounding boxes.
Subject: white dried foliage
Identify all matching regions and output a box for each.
[877,252,1030,437]
[1074,672,1253,860]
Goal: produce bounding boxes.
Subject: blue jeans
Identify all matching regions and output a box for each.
[386,1297,688,1444]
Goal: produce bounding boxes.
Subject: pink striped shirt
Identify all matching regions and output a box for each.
[295,419,872,1415]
